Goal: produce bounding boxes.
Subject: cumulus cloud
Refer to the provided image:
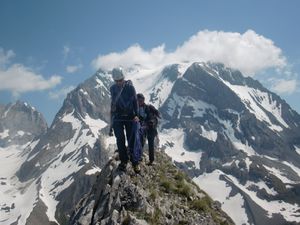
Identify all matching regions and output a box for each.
[92,44,166,71]
[271,79,298,94]
[49,85,75,99]
[66,64,83,73]
[0,63,62,96]
[0,48,15,66]
[92,30,287,76]
[0,47,62,96]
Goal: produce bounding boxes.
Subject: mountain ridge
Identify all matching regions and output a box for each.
[1,61,300,225]
[70,150,234,225]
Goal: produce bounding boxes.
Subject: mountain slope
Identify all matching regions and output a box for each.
[158,62,300,225]
[70,150,234,225]
[0,101,48,225]
[0,69,117,225]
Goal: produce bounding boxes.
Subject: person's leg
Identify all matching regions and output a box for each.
[147,129,156,163]
[125,121,141,173]
[124,120,135,163]
[139,123,146,149]
[139,124,146,161]
[113,121,128,164]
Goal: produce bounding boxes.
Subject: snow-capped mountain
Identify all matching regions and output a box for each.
[1,61,300,225]
[0,70,117,225]
[0,101,48,224]
[157,62,300,225]
[0,101,47,147]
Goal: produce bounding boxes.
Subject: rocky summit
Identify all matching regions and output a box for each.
[70,150,234,225]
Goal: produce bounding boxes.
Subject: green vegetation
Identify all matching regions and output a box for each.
[177,220,189,225]
[149,188,158,201]
[123,151,232,225]
[189,197,211,212]
[139,208,163,225]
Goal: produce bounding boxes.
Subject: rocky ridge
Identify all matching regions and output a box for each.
[70,150,234,225]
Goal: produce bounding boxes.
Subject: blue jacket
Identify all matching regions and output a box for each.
[110,80,138,118]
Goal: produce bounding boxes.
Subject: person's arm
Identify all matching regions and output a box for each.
[130,84,139,121]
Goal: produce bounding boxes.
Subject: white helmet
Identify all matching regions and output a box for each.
[112,67,124,80]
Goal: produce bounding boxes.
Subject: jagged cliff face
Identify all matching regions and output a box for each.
[157,62,300,225]
[1,62,300,225]
[70,151,234,225]
[0,101,47,147]
[0,101,48,225]
[0,70,116,225]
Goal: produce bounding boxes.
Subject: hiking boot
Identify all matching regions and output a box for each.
[118,162,127,172]
[133,164,141,173]
[147,161,155,166]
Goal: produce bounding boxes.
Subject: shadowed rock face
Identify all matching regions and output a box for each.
[70,150,234,225]
[0,101,48,147]
[6,70,114,225]
[159,62,300,225]
[16,70,113,183]
[161,62,300,162]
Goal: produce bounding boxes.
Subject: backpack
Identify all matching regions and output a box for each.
[145,104,160,128]
[111,80,135,115]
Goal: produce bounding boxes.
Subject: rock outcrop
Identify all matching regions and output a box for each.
[70,150,234,225]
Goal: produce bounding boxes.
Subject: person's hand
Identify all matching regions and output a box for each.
[133,116,139,122]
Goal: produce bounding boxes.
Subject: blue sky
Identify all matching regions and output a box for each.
[1,0,300,125]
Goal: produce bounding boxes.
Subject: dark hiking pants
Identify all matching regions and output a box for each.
[113,116,134,165]
[141,127,157,162]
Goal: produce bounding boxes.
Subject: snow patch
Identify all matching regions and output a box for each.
[159,128,202,169]
[244,157,251,171]
[167,93,216,119]
[193,170,250,225]
[263,164,297,184]
[294,146,300,156]
[200,125,218,142]
[0,145,38,225]
[226,173,300,223]
[219,119,256,156]
[245,180,278,196]
[222,81,288,132]
[17,130,25,136]
[86,166,101,175]
[0,129,9,139]
[82,115,107,138]
[79,89,89,95]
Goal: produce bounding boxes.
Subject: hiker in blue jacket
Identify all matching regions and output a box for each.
[109,67,141,173]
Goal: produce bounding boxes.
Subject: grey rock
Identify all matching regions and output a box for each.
[70,151,234,225]
[0,101,47,147]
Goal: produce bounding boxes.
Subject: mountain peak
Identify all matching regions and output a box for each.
[70,151,234,225]
[0,101,47,146]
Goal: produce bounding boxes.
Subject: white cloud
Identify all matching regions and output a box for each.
[49,85,75,99]
[0,48,15,66]
[66,64,82,73]
[271,79,298,94]
[0,63,62,96]
[92,30,286,76]
[92,44,166,71]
